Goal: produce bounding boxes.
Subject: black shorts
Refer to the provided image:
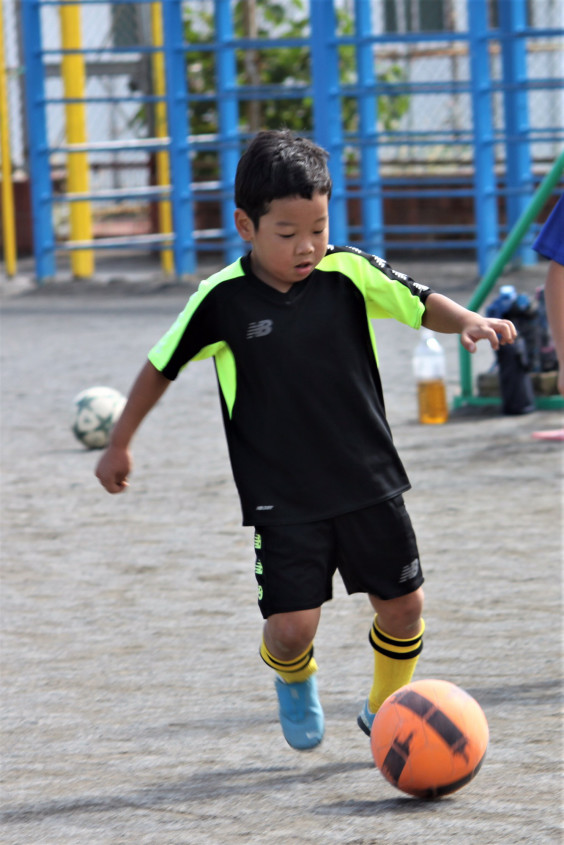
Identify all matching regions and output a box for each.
[253,495,423,618]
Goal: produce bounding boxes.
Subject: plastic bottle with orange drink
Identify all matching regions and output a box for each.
[413,329,449,424]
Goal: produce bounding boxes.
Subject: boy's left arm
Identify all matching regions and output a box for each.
[422,292,517,352]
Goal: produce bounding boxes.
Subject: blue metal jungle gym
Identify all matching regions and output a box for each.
[10,1,564,407]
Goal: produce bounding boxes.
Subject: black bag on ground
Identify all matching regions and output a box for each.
[496,336,535,415]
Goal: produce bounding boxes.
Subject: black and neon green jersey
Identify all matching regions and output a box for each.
[148,245,432,526]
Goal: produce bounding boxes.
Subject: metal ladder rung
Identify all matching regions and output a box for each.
[53,187,172,203]
[193,229,225,240]
[58,233,175,251]
[51,138,170,154]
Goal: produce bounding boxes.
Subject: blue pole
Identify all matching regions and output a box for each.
[498,0,535,265]
[310,0,347,245]
[214,0,241,264]
[467,0,499,274]
[161,0,195,276]
[354,0,384,257]
[21,0,55,282]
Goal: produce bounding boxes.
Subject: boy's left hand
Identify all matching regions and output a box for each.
[460,316,517,353]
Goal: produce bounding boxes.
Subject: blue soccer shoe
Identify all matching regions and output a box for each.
[274,675,324,750]
[357,698,376,737]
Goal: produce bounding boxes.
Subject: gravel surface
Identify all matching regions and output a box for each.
[1,259,562,844]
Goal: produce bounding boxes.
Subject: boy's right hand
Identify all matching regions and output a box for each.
[95,445,132,494]
[93,360,171,494]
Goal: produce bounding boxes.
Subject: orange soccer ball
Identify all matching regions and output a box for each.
[371,679,489,799]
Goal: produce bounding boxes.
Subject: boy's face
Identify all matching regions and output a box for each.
[234,192,329,293]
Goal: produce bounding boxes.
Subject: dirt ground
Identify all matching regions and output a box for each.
[1,257,562,844]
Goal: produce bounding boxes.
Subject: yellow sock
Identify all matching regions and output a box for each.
[260,638,318,683]
[368,616,424,714]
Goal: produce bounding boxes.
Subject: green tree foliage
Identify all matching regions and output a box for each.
[184,0,409,178]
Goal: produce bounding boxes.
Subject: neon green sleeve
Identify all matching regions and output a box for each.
[148,260,244,373]
[319,249,429,328]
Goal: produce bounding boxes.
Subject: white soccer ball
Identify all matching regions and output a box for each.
[71,386,126,449]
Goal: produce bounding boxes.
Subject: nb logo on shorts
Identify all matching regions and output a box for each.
[399,558,420,583]
[247,319,273,339]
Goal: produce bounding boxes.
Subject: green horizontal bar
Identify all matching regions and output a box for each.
[452,393,564,410]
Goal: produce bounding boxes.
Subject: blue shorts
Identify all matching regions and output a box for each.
[253,495,423,618]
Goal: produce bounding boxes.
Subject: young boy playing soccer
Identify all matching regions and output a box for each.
[96,130,516,750]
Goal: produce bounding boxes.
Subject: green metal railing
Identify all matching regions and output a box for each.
[454,149,564,411]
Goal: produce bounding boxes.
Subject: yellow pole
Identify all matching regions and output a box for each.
[150,2,173,274]
[60,4,93,278]
[0,0,17,277]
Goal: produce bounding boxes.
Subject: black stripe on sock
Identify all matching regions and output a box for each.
[371,640,423,660]
[370,622,422,650]
[260,645,314,672]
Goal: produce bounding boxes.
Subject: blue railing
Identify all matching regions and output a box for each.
[21,0,563,281]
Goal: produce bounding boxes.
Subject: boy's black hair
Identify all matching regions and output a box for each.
[235,129,332,227]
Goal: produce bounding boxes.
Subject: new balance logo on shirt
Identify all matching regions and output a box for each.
[247,319,273,339]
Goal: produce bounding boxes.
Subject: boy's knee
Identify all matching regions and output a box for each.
[401,587,424,623]
[370,587,424,638]
[264,608,320,659]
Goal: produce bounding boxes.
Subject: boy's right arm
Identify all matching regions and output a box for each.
[95,360,171,494]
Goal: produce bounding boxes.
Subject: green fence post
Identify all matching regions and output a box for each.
[456,149,564,409]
